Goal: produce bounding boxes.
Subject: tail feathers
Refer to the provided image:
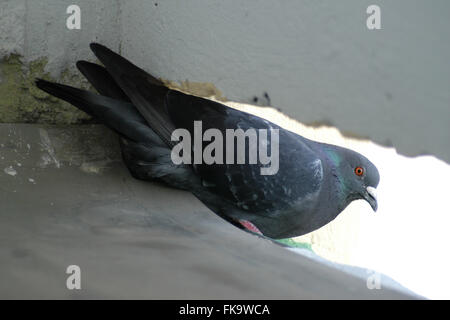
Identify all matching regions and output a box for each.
[35,79,163,146]
[89,43,176,147]
[36,78,96,117]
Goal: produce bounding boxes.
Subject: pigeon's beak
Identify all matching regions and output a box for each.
[364,186,378,212]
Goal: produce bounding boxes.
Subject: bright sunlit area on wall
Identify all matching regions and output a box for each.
[228,101,450,300]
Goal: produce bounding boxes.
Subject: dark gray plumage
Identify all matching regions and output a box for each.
[35,43,380,239]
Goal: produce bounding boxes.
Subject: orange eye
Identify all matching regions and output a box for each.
[355,166,364,176]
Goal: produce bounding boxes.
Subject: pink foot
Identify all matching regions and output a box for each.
[238,219,263,235]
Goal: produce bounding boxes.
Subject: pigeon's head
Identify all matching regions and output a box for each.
[332,147,380,212]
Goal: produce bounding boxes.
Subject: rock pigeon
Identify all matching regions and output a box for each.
[35,43,380,239]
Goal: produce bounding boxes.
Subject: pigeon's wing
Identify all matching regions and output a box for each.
[166,90,324,214]
[89,43,175,147]
[76,60,131,102]
[87,43,323,214]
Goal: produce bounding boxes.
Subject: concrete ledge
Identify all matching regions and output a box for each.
[0,124,418,299]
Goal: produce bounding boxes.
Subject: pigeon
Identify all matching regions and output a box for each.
[35,43,380,239]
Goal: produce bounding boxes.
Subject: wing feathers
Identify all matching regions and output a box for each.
[89,43,175,147]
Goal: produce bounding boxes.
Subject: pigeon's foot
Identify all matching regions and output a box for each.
[238,219,263,235]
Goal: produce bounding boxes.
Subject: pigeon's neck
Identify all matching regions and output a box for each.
[319,144,349,210]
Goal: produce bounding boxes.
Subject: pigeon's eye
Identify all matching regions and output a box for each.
[354,166,364,176]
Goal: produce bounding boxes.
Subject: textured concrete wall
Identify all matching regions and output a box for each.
[1,0,120,73]
[1,0,448,161]
[121,0,450,163]
[0,0,120,123]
